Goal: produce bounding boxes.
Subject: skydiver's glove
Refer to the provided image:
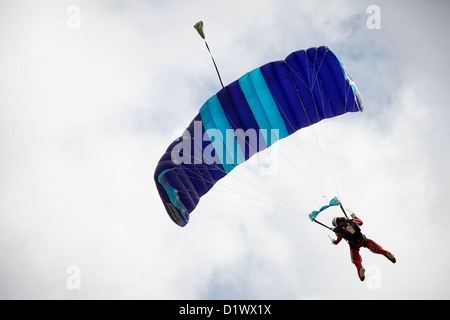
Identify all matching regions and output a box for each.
[328,235,337,245]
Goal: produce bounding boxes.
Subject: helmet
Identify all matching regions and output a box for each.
[332,217,345,227]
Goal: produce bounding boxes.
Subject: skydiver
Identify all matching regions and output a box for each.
[330,213,396,281]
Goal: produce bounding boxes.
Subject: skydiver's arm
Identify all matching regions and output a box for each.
[332,232,342,245]
[351,216,363,226]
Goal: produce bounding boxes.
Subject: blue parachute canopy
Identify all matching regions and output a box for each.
[154,46,363,227]
[308,197,341,221]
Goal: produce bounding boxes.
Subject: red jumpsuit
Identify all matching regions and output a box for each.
[333,217,390,278]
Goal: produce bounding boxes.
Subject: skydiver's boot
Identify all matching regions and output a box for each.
[358,268,365,281]
[386,251,396,263]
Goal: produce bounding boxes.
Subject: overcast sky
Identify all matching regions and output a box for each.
[0,0,449,299]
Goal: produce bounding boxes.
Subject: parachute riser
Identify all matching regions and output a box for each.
[339,201,349,219]
[312,219,333,231]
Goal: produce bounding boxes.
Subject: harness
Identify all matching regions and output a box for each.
[333,220,368,250]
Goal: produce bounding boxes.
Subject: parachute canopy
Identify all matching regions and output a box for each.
[154,46,363,227]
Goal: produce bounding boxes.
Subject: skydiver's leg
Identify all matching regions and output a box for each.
[350,247,365,281]
[366,239,396,263]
